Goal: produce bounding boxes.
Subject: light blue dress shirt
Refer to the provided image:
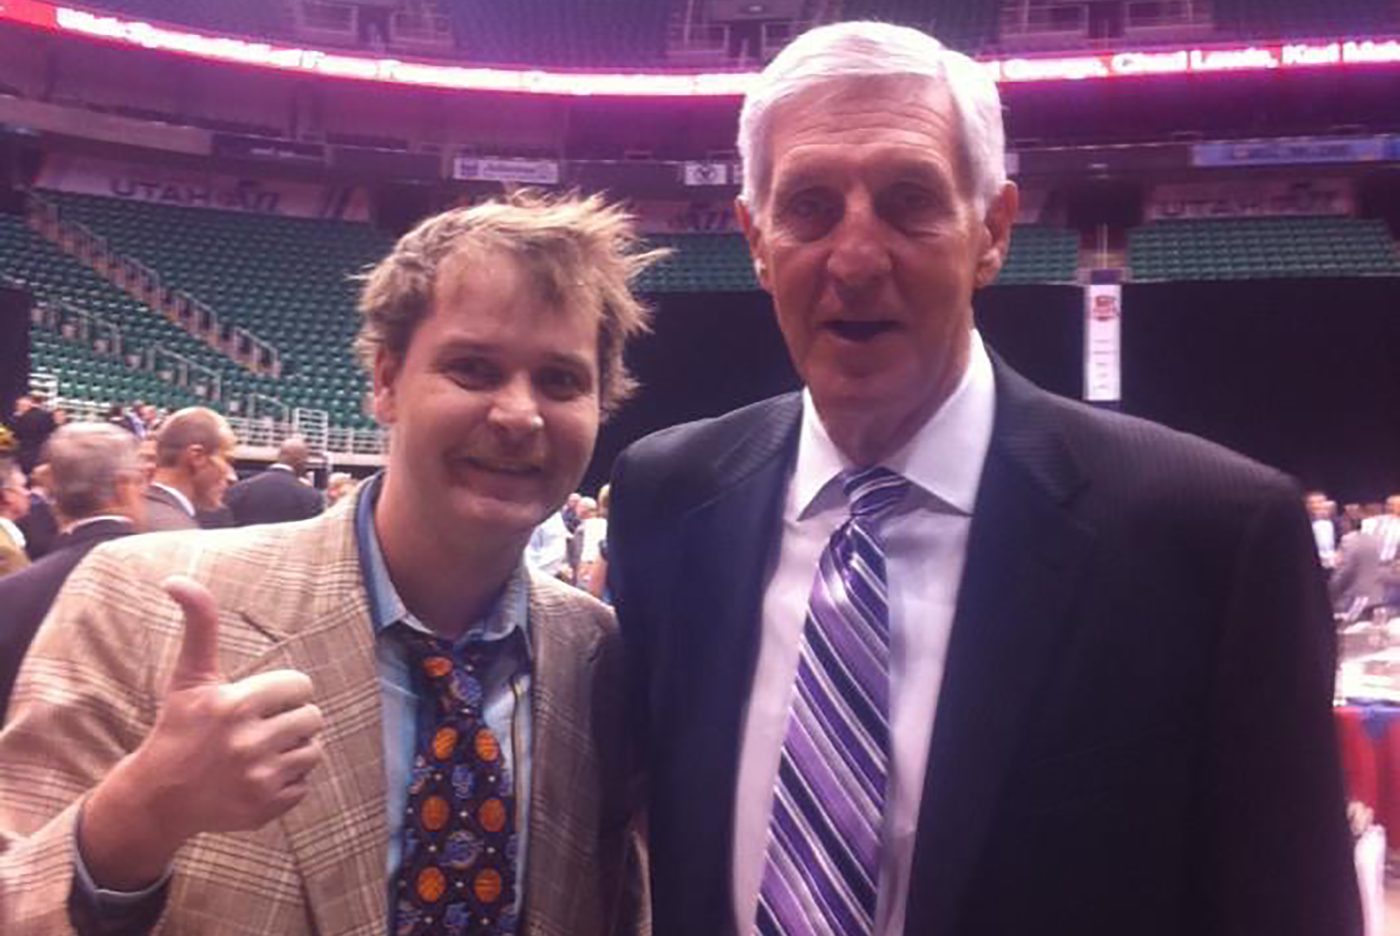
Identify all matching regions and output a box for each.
[354,475,533,920]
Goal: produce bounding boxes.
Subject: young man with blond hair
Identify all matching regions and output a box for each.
[1,190,663,935]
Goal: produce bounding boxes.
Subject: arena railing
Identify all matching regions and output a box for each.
[44,400,386,459]
[27,192,284,378]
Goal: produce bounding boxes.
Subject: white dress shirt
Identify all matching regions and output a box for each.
[525,511,571,577]
[0,516,25,551]
[732,329,996,935]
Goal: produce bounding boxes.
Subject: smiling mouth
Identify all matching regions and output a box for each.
[460,457,542,477]
[825,320,898,342]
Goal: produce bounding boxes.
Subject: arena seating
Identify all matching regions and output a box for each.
[839,0,1001,52]
[0,212,278,412]
[83,0,287,38]
[1213,0,1396,39]
[996,226,1081,284]
[638,224,1081,292]
[28,328,205,412]
[450,0,671,66]
[1128,216,1400,281]
[45,193,392,429]
[638,234,758,293]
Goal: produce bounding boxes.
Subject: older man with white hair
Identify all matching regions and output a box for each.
[0,424,145,718]
[609,20,1359,936]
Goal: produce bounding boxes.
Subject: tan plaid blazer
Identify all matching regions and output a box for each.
[0,498,642,935]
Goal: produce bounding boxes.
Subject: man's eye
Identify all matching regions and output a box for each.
[885,185,939,217]
[538,368,586,399]
[779,191,838,238]
[448,358,499,387]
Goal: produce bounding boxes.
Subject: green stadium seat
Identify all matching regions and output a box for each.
[1128,216,1400,282]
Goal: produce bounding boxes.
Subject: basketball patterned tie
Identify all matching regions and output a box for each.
[756,466,910,936]
[392,629,518,936]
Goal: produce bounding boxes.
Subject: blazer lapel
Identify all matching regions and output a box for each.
[229,508,389,936]
[905,363,1095,935]
[522,581,609,934]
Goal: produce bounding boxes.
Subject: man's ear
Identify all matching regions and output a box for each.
[372,347,400,426]
[736,197,773,293]
[974,181,1020,290]
[183,444,207,473]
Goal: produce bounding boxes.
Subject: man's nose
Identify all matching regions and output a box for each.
[826,200,893,295]
[488,373,544,438]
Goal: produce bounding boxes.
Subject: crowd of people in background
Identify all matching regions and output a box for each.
[0,388,618,717]
[8,390,1397,633]
[524,485,611,600]
[1308,490,1400,623]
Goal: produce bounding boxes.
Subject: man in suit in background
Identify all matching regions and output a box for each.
[609,21,1358,936]
[8,393,56,479]
[0,191,662,935]
[0,423,144,718]
[16,470,59,562]
[144,407,237,532]
[225,436,324,526]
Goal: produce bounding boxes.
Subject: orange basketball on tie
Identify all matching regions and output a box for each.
[474,729,500,762]
[416,866,447,903]
[432,727,459,761]
[478,798,507,833]
[473,868,503,904]
[421,795,450,831]
[423,656,453,679]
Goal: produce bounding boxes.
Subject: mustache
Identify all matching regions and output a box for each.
[452,452,545,474]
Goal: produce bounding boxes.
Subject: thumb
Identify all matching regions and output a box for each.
[163,574,223,690]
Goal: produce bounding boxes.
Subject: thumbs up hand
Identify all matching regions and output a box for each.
[78,576,326,890]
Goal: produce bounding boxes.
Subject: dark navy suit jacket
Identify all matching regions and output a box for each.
[225,466,323,527]
[0,518,134,720]
[609,358,1359,936]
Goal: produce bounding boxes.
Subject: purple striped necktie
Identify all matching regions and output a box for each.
[756,466,911,936]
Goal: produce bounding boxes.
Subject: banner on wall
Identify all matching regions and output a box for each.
[1084,284,1121,403]
[451,156,560,184]
[632,199,740,234]
[1192,136,1390,167]
[681,161,737,186]
[1146,179,1353,220]
[35,154,370,220]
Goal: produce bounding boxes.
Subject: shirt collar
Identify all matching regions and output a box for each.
[790,328,996,520]
[64,515,134,535]
[353,473,531,652]
[0,516,25,549]
[151,482,195,517]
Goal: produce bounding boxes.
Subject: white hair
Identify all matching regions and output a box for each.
[737,20,1007,219]
[42,423,140,520]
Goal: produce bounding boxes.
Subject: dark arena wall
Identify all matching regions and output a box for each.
[587,280,1400,501]
[0,282,32,415]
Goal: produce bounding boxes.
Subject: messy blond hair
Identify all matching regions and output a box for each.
[356,189,668,417]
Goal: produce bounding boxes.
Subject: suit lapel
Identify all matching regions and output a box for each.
[658,397,800,920]
[230,507,390,936]
[905,364,1095,935]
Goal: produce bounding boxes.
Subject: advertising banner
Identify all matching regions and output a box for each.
[451,156,560,184]
[1146,179,1353,219]
[1084,284,1122,403]
[36,153,370,220]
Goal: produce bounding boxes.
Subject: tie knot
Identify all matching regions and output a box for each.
[397,627,486,713]
[841,466,910,522]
